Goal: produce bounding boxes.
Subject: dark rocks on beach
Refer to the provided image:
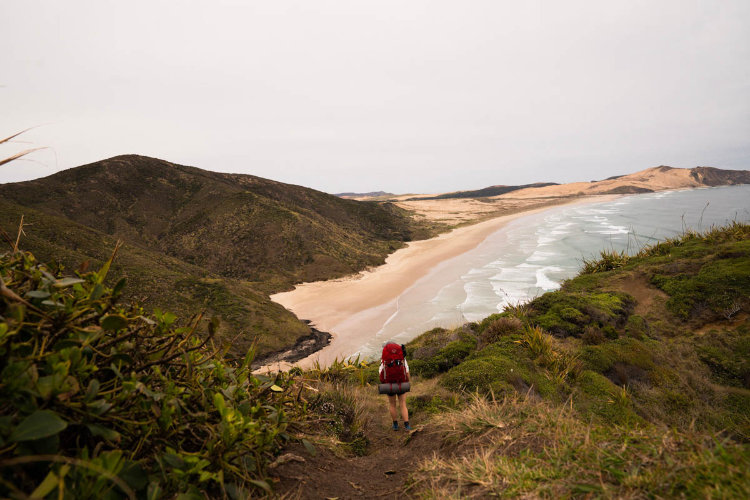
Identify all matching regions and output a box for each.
[252,321,332,368]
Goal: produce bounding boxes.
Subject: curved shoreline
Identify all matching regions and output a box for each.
[265,195,618,371]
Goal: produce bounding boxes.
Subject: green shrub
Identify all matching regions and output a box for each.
[527,290,634,337]
[574,370,640,425]
[651,246,750,322]
[579,337,655,376]
[407,328,477,378]
[625,314,649,339]
[0,249,300,498]
[581,325,606,345]
[441,338,557,399]
[478,316,523,347]
[696,329,750,389]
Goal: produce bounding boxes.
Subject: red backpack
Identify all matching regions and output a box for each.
[380,342,407,383]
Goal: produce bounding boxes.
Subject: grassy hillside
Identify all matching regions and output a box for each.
[2,219,747,498]
[0,155,440,355]
[270,223,750,498]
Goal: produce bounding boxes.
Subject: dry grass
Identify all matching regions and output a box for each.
[0,129,45,167]
[410,393,750,498]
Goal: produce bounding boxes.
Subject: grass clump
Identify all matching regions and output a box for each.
[0,248,301,498]
[441,336,558,400]
[411,393,750,498]
[526,290,634,337]
[651,245,750,321]
[406,327,477,378]
[477,316,523,348]
[581,248,630,274]
[695,327,750,389]
[307,385,369,456]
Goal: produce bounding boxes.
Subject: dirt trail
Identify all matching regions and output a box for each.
[271,416,439,499]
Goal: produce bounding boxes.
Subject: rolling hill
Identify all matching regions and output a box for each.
[0,155,439,355]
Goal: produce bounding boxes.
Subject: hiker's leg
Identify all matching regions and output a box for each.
[398,393,409,422]
[387,395,398,420]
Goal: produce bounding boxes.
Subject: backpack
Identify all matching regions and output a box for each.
[380,342,407,383]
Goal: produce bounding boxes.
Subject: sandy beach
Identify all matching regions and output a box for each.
[268,195,617,370]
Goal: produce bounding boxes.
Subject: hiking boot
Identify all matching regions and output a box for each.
[392,421,399,431]
[404,422,411,431]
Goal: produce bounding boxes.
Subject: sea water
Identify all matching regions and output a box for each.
[352,185,750,359]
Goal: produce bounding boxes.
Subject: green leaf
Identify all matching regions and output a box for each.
[30,465,69,499]
[31,470,59,499]
[147,481,163,500]
[90,283,105,300]
[269,384,284,392]
[54,277,85,288]
[213,392,226,416]
[85,379,100,402]
[302,438,317,457]
[113,277,127,295]
[7,304,25,322]
[101,314,128,331]
[87,399,113,416]
[9,410,68,442]
[162,453,185,469]
[26,290,51,299]
[249,479,272,494]
[120,462,148,491]
[36,375,58,400]
[87,424,121,442]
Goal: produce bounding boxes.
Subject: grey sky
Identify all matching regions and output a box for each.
[2,0,749,194]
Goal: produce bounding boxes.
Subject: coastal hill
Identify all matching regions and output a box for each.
[1,152,748,496]
[270,222,750,497]
[1,158,746,356]
[394,165,750,224]
[0,155,437,355]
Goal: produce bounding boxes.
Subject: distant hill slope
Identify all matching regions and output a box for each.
[408,182,559,201]
[504,165,750,198]
[0,155,439,355]
[336,191,393,198]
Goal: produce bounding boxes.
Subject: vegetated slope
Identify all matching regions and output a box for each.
[335,191,393,198]
[0,155,436,285]
[271,223,750,498]
[0,155,438,355]
[0,199,307,355]
[0,247,303,498]
[407,182,558,201]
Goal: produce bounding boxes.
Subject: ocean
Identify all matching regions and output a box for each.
[352,184,750,359]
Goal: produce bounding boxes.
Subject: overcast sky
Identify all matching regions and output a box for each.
[2,1,749,193]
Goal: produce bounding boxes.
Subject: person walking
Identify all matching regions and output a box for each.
[379,342,411,431]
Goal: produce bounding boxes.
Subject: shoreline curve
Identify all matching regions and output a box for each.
[263,195,618,372]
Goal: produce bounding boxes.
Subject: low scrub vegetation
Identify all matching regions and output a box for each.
[0,247,303,498]
[4,215,749,498]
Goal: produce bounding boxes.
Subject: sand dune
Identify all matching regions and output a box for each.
[393,166,749,224]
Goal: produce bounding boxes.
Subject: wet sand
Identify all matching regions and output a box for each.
[265,195,615,371]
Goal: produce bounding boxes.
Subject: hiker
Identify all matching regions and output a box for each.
[379,342,411,431]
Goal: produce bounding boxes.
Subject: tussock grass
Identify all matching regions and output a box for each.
[411,393,750,498]
[582,248,630,274]
[304,382,371,456]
